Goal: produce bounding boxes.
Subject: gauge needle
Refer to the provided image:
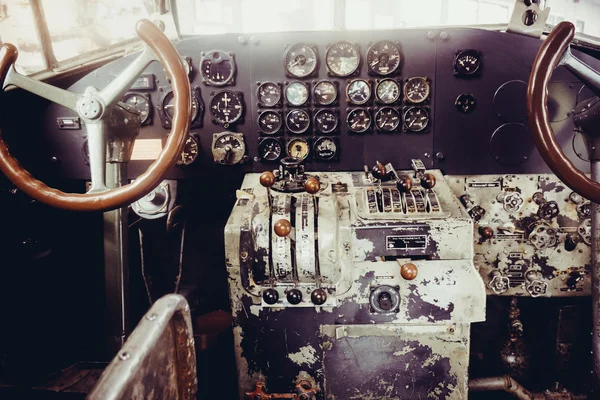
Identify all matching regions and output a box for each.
[370,59,379,67]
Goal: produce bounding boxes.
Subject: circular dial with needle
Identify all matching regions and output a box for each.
[258,138,283,161]
[454,49,481,76]
[164,91,199,123]
[375,79,400,104]
[257,82,281,107]
[177,136,200,165]
[283,43,318,78]
[287,138,310,160]
[403,107,430,132]
[285,82,309,107]
[326,41,360,77]
[347,109,371,133]
[314,109,338,134]
[366,40,401,76]
[375,107,400,132]
[211,131,246,165]
[313,80,337,106]
[285,109,310,134]
[258,110,282,135]
[122,92,151,124]
[313,137,338,160]
[347,79,371,105]
[200,50,236,86]
[210,90,244,125]
[404,77,430,104]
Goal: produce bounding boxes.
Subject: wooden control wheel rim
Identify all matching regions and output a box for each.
[0,19,191,212]
[527,21,600,203]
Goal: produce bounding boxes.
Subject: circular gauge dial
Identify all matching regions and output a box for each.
[347,79,371,105]
[376,79,400,104]
[326,41,360,77]
[454,49,481,76]
[367,40,401,76]
[257,82,281,107]
[375,107,400,131]
[404,77,430,104]
[258,110,282,135]
[122,93,150,124]
[286,109,310,134]
[313,81,337,106]
[258,138,282,161]
[283,43,317,78]
[404,107,430,132]
[314,137,338,160]
[285,82,309,106]
[200,50,235,86]
[164,91,199,122]
[177,136,199,165]
[347,109,371,133]
[210,90,243,125]
[211,132,246,165]
[287,138,310,160]
[315,109,338,134]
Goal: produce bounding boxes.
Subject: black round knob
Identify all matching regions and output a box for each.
[564,234,577,252]
[421,173,436,189]
[378,292,393,311]
[371,162,386,180]
[396,175,413,193]
[262,288,279,305]
[311,288,327,305]
[286,288,303,305]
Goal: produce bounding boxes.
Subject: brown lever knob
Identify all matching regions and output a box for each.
[400,263,418,280]
[420,173,436,189]
[259,171,275,188]
[274,219,292,237]
[396,175,413,193]
[371,161,386,180]
[479,226,494,240]
[304,177,320,194]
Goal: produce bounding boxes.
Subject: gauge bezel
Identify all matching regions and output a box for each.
[211,131,247,165]
[375,107,401,132]
[313,136,339,161]
[209,90,245,127]
[314,109,339,134]
[256,81,282,108]
[455,93,477,113]
[284,81,310,107]
[286,138,311,161]
[122,91,152,125]
[258,137,284,162]
[285,109,311,134]
[403,76,431,104]
[199,50,236,86]
[177,135,200,166]
[375,78,401,105]
[257,110,283,135]
[402,106,430,132]
[346,108,372,134]
[283,43,319,79]
[366,40,402,76]
[346,79,372,105]
[453,49,481,77]
[312,80,339,106]
[157,85,204,129]
[325,40,361,77]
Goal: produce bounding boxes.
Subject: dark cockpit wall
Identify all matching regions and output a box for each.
[1,2,600,400]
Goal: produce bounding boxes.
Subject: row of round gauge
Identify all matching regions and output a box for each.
[259,137,337,162]
[259,106,429,135]
[257,76,430,108]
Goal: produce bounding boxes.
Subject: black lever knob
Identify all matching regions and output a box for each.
[286,288,303,305]
[311,288,327,305]
[371,161,387,180]
[263,288,279,305]
[396,175,413,193]
[420,173,436,189]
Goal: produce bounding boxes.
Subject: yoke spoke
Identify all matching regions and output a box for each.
[86,121,109,193]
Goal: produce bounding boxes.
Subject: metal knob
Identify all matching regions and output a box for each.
[479,226,494,240]
[274,219,292,237]
[304,177,320,194]
[396,175,413,193]
[420,173,436,189]
[259,171,275,187]
[311,288,327,305]
[400,263,418,280]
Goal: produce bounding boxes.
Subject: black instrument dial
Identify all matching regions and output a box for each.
[258,110,282,135]
[366,40,401,76]
[404,77,430,104]
[375,79,400,104]
[313,80,337,106]
[375,107,400,132]
[258,138,282,161]
[347,79,371,105]
[347,109,371,133]
[257,82,281,107]
[122,92,151,124]
[285,109,310,134]
[283,43,318,78]
[287,138,310,160]
[403,107,430,132]
[326,41,360,77]
[314,109,338,134]
[210,90,243,125]
[313,137,338,160]
[177,135,200,165]
[200,50,236,86]
[164,91,199,122]
[285,82,309,107]
[454,49,481,76]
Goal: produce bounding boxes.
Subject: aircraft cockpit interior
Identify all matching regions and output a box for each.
[1,0,600,398]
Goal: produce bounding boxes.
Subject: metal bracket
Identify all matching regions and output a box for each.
[507,0,551,39]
